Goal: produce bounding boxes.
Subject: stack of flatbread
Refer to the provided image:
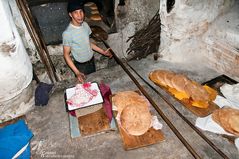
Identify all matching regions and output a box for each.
[90,14,102,21]
[84,2,95,7]
[112,91,152,136]
[149,69,216,108]
[212,107,239,136]
[89,4,98,10]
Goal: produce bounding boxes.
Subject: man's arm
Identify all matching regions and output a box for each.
[63,45,85,83]
[90,42,112,58]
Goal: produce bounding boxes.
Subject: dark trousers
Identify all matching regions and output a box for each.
[73,57,96,75]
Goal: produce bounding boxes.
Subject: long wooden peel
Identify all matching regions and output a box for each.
[102,41,201,159]
[125,62,229,159]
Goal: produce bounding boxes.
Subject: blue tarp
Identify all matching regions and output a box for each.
[0,119,33,159]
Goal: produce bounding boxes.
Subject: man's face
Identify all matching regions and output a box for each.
[69,9,84,25]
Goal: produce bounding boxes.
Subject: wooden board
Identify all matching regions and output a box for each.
[154,83,219,117]
[180,98,218,117]
[78,108,110,136]
[117,123,165,150]
[111,91,165,150]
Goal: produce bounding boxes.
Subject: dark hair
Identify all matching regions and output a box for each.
[67,1,85,13]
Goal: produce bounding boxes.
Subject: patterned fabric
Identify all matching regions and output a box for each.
[62,22,93,63]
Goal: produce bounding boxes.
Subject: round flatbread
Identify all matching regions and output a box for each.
[184,81,209,101]
[91,10,99,15]
[112,91,149,114]
[218,108,235,134]
[84,2,95,7]
[90,14,102,21]
[90,5,98,10]
[149,71,161,84]
[171,74,190,93]
[163,71,176,88]
[229,114,239,133]
[120,103,152,136]
[211,109,220,124]
[212,107,239,136]
[149,70,172,86]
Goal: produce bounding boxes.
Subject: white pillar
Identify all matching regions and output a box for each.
[0,0,33,122]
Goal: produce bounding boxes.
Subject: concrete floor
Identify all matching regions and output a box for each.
[26,55,239,159]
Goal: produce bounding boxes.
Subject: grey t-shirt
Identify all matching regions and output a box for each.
[62,22,93,63]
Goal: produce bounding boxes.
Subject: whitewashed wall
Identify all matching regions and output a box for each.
[0,0,33,122]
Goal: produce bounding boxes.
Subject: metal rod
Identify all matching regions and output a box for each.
[102,41,201,159]
[125,62,229,159]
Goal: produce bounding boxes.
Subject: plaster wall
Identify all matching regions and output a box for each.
[0,0,33,122]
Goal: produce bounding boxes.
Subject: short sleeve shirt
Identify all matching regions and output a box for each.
[62,22,93,63]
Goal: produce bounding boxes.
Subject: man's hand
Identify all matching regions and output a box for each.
[103,48,113,58]
[76,72,85,83]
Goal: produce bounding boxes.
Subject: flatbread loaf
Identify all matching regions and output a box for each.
[91,10,99,15]
[218,108,235,134]
[171,74,190,92]
[211,109,220,124]
[90,14,102,21]
[90,5,98,10]
[229,115,239,133]
[149,70,173,86]
[84,2,95,7]
[163,71,175,88]
[120,103,152,136]
[112,91,149,114]
[149,71,161,85]
[184,82,209,102]
[212,107,239,136]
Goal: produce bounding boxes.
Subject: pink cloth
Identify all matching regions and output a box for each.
[69,110,76,117]
[99,82,113,122]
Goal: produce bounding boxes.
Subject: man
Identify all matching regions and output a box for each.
[62,1,112,83]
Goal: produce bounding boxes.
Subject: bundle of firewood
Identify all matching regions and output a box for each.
[126,11,161,60]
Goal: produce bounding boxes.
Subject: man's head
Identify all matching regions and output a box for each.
[67,1,85,25]
[67,1,84,13]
